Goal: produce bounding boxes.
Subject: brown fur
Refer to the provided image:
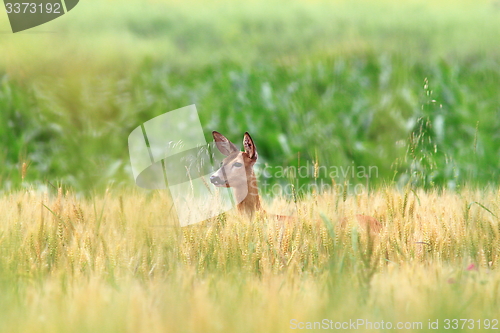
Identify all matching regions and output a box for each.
[236,151,261,216]
[211,131,261,218]
[211,131,382,234]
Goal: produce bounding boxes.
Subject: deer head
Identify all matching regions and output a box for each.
[210,131,260,215]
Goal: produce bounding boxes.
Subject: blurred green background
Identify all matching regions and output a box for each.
[0,0,499,194]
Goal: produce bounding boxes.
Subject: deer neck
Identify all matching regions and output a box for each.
[235,168,261,217]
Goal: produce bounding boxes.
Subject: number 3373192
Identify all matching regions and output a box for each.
[5,3,61,14]
[443,319,498,330]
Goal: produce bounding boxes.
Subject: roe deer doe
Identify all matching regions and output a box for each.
[210,131,261,217]
[209,131,381,234]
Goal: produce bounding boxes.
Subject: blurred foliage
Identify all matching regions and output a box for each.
[0,0,499,193]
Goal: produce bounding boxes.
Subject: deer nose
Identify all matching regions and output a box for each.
[210,175,221,184]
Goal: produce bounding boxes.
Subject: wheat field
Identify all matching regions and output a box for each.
[0,186,498,332]
[1,0,500,331]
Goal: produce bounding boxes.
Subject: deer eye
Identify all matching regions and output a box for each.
[233,162,243,168]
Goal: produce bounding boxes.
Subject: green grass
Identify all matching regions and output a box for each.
[1,0,500,192]
[1,1,500,329]
[1,56,499,192]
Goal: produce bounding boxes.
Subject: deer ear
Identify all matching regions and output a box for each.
[243,132,257,160]
[212,131,238,156]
